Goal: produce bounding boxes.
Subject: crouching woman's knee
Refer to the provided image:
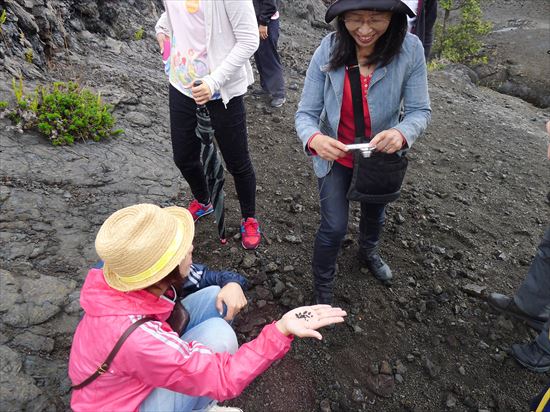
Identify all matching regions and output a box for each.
[197,317,238,354]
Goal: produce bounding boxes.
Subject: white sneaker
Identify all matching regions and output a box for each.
[205,405,243,412]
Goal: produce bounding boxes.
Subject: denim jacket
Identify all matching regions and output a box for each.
[295,32,431,178]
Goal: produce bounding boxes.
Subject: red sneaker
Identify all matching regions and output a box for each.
[241,217,261,250]
[188,199,214,222]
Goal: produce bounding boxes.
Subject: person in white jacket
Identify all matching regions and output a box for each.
[155,0,263,250]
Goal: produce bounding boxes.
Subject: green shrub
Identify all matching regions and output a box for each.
[427,59,446,72]
[433,0,492,64]
[134,27,144,41]
[0,9,6,34]
[24,48,33,63]
[7,78,123,146]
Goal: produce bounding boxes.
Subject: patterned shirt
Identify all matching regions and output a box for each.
[165,0,220,99]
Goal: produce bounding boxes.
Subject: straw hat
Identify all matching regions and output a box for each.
[325,0,415,23]
[95,204,195,292]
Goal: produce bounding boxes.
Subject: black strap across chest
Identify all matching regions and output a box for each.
[347,56,370,143]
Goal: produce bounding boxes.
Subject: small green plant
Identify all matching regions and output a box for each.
[24,48,33,63]
[0,101,8,110]
[0,9,7,34]
[433,0,492,64]
[7,78,123,145]
[427,59,446,72]
[134,27,144,41]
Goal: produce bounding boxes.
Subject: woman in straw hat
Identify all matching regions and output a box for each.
[295,0,431,303]
[68,204,346,412]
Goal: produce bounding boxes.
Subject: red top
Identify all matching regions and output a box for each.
[336,69,373,168]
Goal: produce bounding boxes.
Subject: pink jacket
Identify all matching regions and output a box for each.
[69,269,293,412]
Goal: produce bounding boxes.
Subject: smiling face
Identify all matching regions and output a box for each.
[343,10,393,54]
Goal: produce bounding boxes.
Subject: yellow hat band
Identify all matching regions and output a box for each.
[117,222,184,284]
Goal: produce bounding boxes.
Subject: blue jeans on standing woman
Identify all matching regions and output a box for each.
[169,85,257,218]
[140,286,238,412]
[313,162,386,302]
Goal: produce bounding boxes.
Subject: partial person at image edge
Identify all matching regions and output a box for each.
[487,121,550,412]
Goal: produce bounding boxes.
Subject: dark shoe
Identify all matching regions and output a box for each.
[510,341,550,373]
[359,251,392,284]
[487,292,548,332]
[251,88,268,96]
[270,97,286,108]
[313,291,333,306]
[312,292,336,329]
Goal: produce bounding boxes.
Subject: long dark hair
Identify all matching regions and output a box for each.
[163,265,183,290]
[328,12,407,70]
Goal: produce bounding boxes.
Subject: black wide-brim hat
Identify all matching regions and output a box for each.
[325,0,416,23]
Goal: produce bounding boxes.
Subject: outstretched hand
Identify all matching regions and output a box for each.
[276,305,347,340]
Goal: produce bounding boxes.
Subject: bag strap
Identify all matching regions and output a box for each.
[71,316,155,390]
[347,56,368,142]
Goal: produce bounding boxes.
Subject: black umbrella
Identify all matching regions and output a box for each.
[194,81,227,244]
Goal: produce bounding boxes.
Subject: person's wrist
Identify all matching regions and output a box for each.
[275,319,290,336]
[391,128,406,148]
[202,76,216,97]
[309,133,321,150]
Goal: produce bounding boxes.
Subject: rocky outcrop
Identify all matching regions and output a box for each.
[1,0,164,78]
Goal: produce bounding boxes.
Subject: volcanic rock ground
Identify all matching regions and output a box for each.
[0,0,549,411]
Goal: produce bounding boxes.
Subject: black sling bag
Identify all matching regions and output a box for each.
[345,59,409,204]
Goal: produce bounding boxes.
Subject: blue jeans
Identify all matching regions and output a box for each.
[140,286,238,412]
[312,162,387,300]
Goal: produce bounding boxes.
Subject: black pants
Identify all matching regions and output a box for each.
[254,18,285,99]
[169,85,256,218]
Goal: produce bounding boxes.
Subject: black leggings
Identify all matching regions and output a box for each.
[169,85,256,218]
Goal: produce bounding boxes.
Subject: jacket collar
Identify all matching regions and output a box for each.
[325,63,387,104]
[80,269,175,319]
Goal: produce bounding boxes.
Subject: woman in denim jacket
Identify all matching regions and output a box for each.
[295,0,431,304]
